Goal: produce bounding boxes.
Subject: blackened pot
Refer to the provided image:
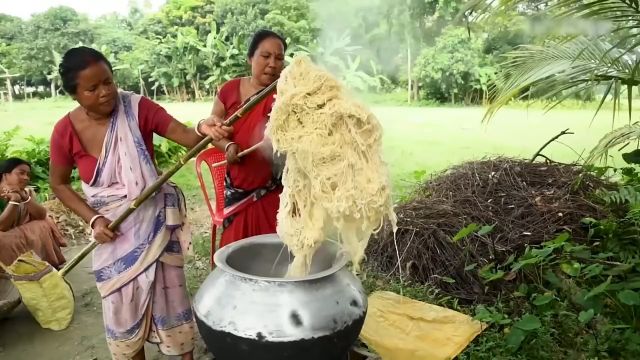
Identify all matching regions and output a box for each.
[193,234,368,360]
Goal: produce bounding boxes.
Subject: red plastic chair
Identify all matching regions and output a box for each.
[195,147,227,269]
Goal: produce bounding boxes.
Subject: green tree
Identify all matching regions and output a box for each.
[0,14,24,72]
[414,26,495,104]
[92,12,152,92]
[210,0,317,48]
[20,7,94,94]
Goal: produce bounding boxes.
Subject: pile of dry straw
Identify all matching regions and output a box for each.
[366,158,608,302]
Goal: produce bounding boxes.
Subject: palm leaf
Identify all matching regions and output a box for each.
[462,0,640,162]
[587,123,640,163]
[484,37,639,122]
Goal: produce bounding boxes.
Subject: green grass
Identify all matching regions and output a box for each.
[6,99,639,359]
[1,98,630,196]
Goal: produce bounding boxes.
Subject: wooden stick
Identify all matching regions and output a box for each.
[59,81,278,277]
[530,128,574,163]
[211,141,265,168]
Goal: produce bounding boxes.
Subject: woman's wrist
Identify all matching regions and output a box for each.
[224,141,237,153]
[89,214,105,229]
[195,119,206,137]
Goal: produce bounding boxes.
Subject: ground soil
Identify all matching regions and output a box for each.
[0,246,214,360]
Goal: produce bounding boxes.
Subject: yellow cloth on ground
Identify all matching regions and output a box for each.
[360,291,486,360]
[1,251,74,330]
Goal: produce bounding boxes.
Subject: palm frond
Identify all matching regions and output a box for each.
[586,123,640,163]
[465,0,640,43]
[484,37,639,122]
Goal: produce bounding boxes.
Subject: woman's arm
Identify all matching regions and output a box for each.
[50,165,115,243]
[50,166,98,223]
[0,194,20,231]
[23,188,47,220]
[199,97,240,164]
[158,96,233,150]
[208,97,235,151]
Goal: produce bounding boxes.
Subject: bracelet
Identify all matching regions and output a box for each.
[194,119,206,137]
[224,142,237,153]
[89,214,105,229]
[21,196,31,204]
[8,201,20,206]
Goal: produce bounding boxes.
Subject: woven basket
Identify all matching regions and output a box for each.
[0,274,21,319]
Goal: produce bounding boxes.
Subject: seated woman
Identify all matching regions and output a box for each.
[0,157,67,269]
[209,29,287,249]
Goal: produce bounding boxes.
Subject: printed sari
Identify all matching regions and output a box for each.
[84,91,195,359]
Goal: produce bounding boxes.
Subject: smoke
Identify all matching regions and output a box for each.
[308,0,409,80]
[526,17,613,38]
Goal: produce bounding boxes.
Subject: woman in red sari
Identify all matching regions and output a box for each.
[208,29,286,248]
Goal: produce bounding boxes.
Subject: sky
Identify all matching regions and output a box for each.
[0,0,166,19]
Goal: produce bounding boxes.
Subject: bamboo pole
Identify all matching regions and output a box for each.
[59,80,278,276]
[209,141,264,168]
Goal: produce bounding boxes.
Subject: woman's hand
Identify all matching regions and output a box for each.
[2,192,21,202]
[226,143,241,164]
[92,216,116,244]
[199,116,234,141]
[1,187,23,202]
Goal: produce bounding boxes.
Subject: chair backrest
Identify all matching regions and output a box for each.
[195,147,227,222]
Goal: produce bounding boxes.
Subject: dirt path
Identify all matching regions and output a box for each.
[0,246,213,360]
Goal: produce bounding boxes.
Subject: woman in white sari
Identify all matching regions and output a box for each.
[49,46,230,360]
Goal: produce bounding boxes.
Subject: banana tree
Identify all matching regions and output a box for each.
[466,0,640,163]
[199,23,246,95]
[289,31,389,92]
[45,49,62,97]
[0,64,19,102]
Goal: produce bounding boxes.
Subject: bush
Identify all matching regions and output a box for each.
[0,127,80,201]
[414,26,495,105]
[153,136,188,170]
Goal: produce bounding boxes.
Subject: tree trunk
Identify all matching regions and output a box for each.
[139,69,144,96]
[407,44,411,104]
[192,79,201,100]
[50,80,56,98]
[5,77,12,102]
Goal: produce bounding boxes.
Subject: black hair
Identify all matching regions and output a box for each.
[59,46,113,95]
[248,29,287,58]
[0,157,30,178]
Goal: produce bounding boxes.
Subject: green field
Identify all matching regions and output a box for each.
[0,99,628,196]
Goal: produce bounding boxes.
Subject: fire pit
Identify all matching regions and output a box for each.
[193,234,368,360]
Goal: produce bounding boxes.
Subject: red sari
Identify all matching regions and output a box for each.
[218,78,282,248]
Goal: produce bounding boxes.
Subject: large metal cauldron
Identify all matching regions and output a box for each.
[193,234,367,360]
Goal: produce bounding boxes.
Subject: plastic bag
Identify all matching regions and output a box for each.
[360,291,486,360]
[1,251,74,330]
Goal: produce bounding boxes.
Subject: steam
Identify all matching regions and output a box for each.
[308,0,409,78]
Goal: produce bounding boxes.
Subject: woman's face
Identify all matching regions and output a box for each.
[249,37,285,87]
[73,62,118,117]
[2,164,31,189]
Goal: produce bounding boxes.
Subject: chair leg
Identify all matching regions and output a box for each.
[210,224,217,270]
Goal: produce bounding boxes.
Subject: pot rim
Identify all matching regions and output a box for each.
[213,233,348,282]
